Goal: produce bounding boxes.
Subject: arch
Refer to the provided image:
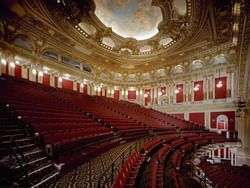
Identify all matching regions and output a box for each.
[191,60,204,70]
[211,54,229,65]
[216,115,228,130]
[42,49,59,61]
[13,34,33,52]
[173,65,184,74]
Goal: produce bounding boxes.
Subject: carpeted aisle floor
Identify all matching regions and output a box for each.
[49,142,132,188]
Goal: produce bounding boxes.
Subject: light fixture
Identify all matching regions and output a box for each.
[43,70,48,74]
[80,83,84,88]
[158,91,162,96]
[10,62,15,68]
[38,71,43,77]
[144,93,148,98]
[1,58,6,65]
[175,87,181,94]
[194,86,199,91]
[58,77,62,82]
[193,74,200,91]
[216,80,223,88]
[32,69,37,75]
[216,69,223,88]
[15,60,20,65]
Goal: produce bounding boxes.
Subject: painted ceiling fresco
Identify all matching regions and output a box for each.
[94,0,163,40]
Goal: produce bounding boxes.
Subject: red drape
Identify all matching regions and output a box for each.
[171,113,184,119]
[176,84,183,103]
[210,111,235,130]
[62,79,73,90]
[114,90,120,101]
[194,80,203,101]
[144,89,151,105]
[14,65,22,78]
[54,77,58,88]
[77,83,80,93]
[83,84,88,95]
[128,90,136,100]
[189,112,205,126]
[43,73,50,87]
[215,77,227,99]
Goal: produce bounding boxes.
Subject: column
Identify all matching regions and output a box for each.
[209,75,214,100]
[50,75,55,87]
[231,71,235,98]
[205,111,210,129]
[22,66,28,79]
[172,83,176,103]
[167,84,171,104]
[73,82,77,91]
[226,71,231,98]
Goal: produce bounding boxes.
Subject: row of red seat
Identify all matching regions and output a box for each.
[0,78,113,165]
[112,151,145,188]
[198,160,250,188]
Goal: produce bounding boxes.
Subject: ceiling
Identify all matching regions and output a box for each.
[94,0,163,40]
[0,0,238,80]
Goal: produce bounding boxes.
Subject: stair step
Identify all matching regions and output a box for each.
[30,170,59,188]
[14,143,35,152]
[24,148,45,160]
[0,125,19,130]
[0,133,26,141]
[1,137,34,147]
[26,163,53,177]
[0,128,24,135]
[15,156,47,169]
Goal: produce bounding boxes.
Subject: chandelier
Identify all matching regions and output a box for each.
[216,69,223,88]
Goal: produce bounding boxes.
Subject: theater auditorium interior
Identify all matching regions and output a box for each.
[0,0,250,187]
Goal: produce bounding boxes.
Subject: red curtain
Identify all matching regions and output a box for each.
[220,149,224,158]
[160,87,166,95]
[176,84,183,103]
[43,73,50,87]
[214,149,218,157]
[5,63,9,75]
[171,113,184,119]
[77,83,80,93]
[62,79,73,90]
[144,89,151,105]
[14,65,22,78]
[101,88,106,97]
[54,77,58,88]
[114,90,120,101]
[210,111,235,130]
[83,85,88,95]
[215,77,227,99]
[189,112,205,126]
[128,90,136,100]
[194,80,203,101]
[27,68,29,80]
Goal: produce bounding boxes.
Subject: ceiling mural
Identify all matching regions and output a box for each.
[94,0,163,40]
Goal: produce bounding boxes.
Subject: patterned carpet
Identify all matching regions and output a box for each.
[49,142,137,188]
